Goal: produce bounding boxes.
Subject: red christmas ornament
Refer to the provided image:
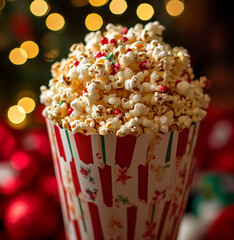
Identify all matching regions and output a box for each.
[4,192,59,240]
[205,205,234,240]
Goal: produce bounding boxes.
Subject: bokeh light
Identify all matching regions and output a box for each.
[18,97,36,114]
[43,48,59,62]
[20,41,39,59]
[0,0,6,11]
[85,13,103,31]
[9,48,27,65]
[136,3,154,21]
[109,0,127,15]
[166,0,184,17]
[10,151,30,171]
[30,0,49,17]
[89,0,108,7]
[46,13,65,31]
[8,105,26,125]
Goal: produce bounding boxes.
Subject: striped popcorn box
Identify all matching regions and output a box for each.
[46,119,200,240]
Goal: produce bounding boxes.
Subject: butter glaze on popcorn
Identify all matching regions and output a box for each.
[40,21,210,136]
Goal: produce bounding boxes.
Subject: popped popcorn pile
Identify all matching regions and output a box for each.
[40,21,210,136]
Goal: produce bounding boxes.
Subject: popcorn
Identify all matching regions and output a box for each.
[40,21,210,136]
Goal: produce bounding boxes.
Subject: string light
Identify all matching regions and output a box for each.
[8,105,26,124]
[85,13,103,31]
[166,0,184,17]
[46,13,65,31]
[9,48,27,65]
[30,0,49,17]
[136,3,154,21]
[20,41,39,59]
[70,0,89,7]
[18,97,36,114]
[89,0,108,7]
[109,0,127,15]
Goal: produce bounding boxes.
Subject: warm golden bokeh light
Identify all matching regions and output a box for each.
[89,0,108,7]
[20,41,39,59]
[30,0,49,17]
[8,105,26,124]
[109,0,127,15]
[46,13,65,31]
[43,48,59,62]
[18,97,36,114]
[136,3,154,21]
[9,48,27,65]
[166,0,184,17]
[85,13,103,31]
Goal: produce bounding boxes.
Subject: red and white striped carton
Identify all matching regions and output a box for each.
[46,119,200,240]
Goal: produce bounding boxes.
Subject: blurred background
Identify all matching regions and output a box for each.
[0,0,234,239]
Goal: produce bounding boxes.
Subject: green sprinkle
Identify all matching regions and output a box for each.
[58,100,64,106]
[107,52,114,61]
[111,60,116,65]
[118,44,124,47]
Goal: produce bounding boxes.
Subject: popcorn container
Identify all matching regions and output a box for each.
[46,119,200,240]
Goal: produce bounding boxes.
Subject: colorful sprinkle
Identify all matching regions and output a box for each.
[121,36,128,43]
[101,37,108,45]
[73,60,79,66]
[68,108,74,115]
[161,85,169,93]
[114,109,122,115]
[107,52,114,61]
[81,90,88,96]
[126,48,133,53]
[109,38,117,46]
[95,51,106,58]
[122,27,128,34]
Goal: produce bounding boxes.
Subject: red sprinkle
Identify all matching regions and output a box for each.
[114,109,122,115]
[126,48,133,53]
[161,85,169,93]
[95,51,106,58]
[205,80,212,88]
[68,108,74,115]
[122,27,128,34]
[139,60,148,70]
[73,60,79,66]
[109,38,117,46]
[81,90,88,96]
[175,80,181,86]
[113,62,120,71]
[101,37,108,45]
[121,36,128,43]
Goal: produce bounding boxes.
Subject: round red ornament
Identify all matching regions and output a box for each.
[4,192,59,240]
